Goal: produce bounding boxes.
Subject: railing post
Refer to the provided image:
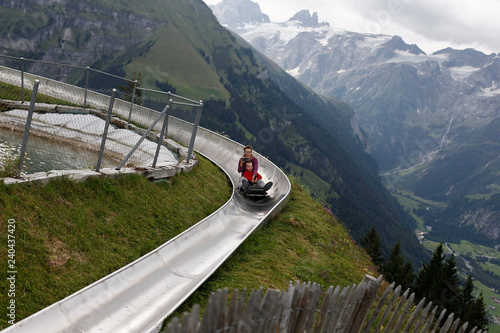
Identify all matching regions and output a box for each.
[116,101,173,170]
[186,101,203,164]
[83,66,89,110]
[152,99,172,168]
[20,57,25,103]
[127,80,137,124]
[96,89,116,172]
[17,79,39,177]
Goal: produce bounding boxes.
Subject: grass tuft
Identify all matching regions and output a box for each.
[0,156,231,329]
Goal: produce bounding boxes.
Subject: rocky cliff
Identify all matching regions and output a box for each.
[0,0,164,79]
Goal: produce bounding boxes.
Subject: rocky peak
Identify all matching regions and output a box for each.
[289,10,329,28]
[0,1,164,79]
[434,47,496,68]
[209,0,270,27]
[382,35,424,55]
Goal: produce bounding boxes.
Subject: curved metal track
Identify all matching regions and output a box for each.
[4,117,291,333]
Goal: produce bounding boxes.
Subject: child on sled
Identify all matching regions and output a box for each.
[239,160,273,192]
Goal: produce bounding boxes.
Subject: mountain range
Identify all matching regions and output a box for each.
[0,0,431,265]
[209,0,500,249]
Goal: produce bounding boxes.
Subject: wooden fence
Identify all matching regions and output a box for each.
[164,275,484,333]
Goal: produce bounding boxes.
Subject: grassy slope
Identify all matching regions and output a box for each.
[167,180,378,321]
[0,156,231,329]
[288,162,334,203]
[125,25,229,100]
[107,0,234,101]
[0,159,377,330]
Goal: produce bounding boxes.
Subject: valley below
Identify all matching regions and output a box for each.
[393,189,500,330]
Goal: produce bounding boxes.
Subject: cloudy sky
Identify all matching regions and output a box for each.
[203,0,500,55]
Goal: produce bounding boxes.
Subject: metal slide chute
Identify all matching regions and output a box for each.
[4,115,291,333]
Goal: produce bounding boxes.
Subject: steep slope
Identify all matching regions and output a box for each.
[230,34,424,262]
[0,0,426,264]
[210,0,500,248]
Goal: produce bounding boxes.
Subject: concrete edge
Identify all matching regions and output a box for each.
[1,156,198,185]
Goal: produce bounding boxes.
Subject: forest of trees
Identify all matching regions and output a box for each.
[360,227,490,331]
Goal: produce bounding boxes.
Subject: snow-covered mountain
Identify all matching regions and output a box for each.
[210,0,499,171]
[210,0,500,246]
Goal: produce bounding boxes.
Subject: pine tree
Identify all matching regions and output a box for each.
[401,262,415,291]
[458,277,489,331]
[458,275,475,322]
[415,243,445,301]
[414,245,489,331]
[360,226,385,270]
[467,293,489,331]
[382,242,415,290]
[440,254,460,315]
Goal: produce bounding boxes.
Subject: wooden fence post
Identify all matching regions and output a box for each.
[164,276,481,333]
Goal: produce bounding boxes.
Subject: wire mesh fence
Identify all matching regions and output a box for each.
[0,55,202,177]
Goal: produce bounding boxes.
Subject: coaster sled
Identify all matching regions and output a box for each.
[239,186,268,200]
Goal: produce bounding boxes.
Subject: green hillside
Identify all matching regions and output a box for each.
[167,180,378,323]
[0,156,230,329]
[124,25,229,99]
[0,159,376,330]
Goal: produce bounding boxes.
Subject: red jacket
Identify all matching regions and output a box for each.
[243,170,262,182]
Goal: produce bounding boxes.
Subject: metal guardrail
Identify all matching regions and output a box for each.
[0,64,203,175]
[1,68,292,332]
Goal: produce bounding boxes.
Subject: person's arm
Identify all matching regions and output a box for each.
[237,158,244,174]
[251,173,258,183]
[253,158,259,176]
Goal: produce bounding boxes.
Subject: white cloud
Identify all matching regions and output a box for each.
[204,0,500,55]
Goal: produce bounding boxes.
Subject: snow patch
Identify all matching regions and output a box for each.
[357,35,392,51]
[385,50,449,64]
[449,66,480,81]
[287,67,301,77]
[237,21,336,47]
[479,81,500,97]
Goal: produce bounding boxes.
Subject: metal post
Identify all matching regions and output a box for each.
[152,99,172,168]
[116,102,172,170]
[20,57,25,103]
[17,80,39,177]
[186,101,203,164]
[83,66,89,110]
[96,89,116,172]
[127,80,137,124]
